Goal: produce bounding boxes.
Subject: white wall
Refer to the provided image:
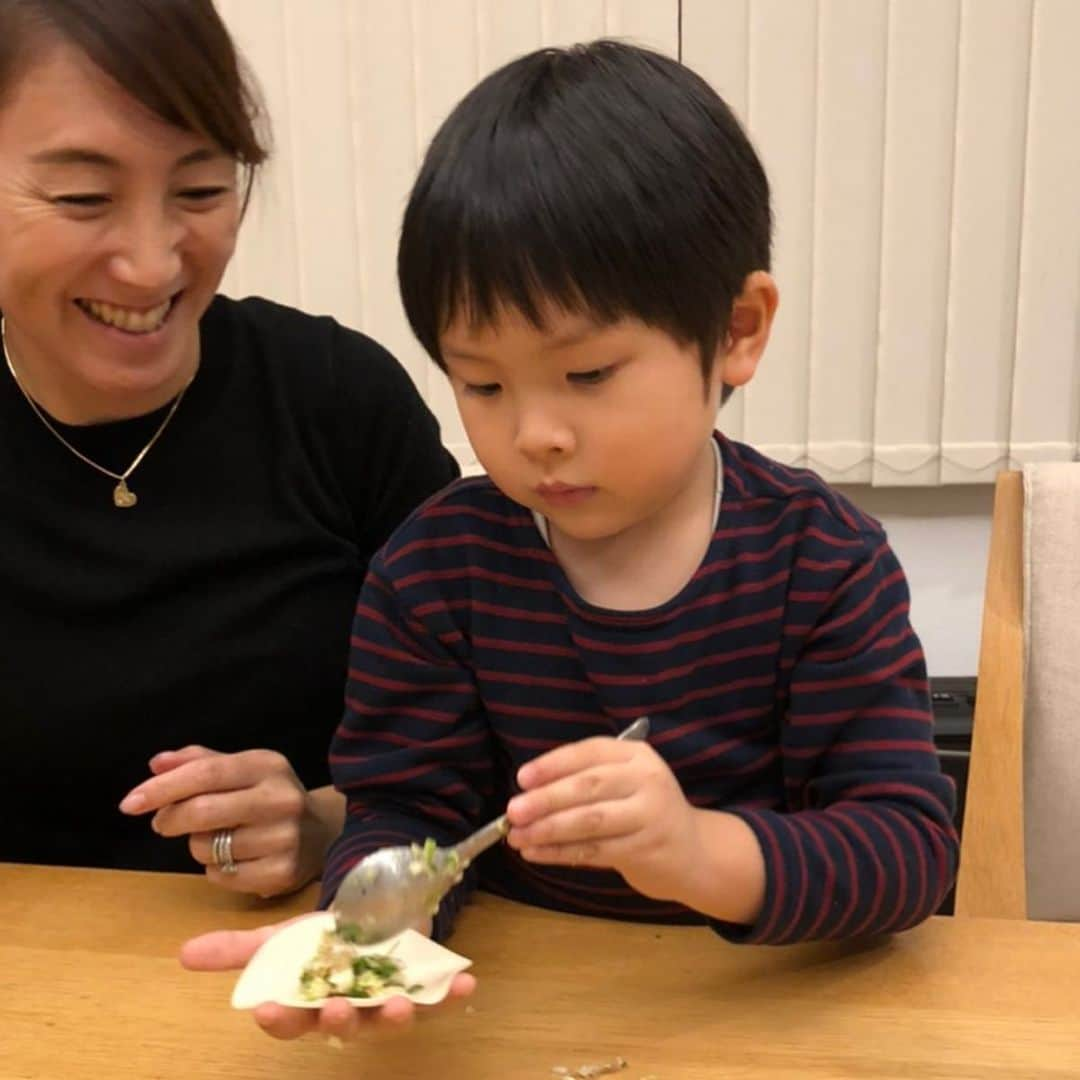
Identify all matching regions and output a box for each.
[837,485,994,677]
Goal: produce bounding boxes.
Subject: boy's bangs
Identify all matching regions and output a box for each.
[432,221,625,341]
[408,147,695,358]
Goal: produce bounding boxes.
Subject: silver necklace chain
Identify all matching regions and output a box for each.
[1,315,190,508]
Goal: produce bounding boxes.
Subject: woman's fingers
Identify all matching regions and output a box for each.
[121,749,315,895]
[147,744,216,775]
[120,749,297,817]
[150,789,254,837]
[144,768,304,838]
[203,850,306,897]
[188,821,300,866]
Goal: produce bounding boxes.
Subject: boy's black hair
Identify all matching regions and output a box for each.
[398,39,772,397]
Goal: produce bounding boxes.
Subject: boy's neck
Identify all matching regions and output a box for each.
[546,436,721,612]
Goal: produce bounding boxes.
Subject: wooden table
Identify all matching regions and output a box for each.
[3,864,1079,1079]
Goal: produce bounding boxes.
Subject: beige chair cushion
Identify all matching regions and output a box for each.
[1023,462,1080,921]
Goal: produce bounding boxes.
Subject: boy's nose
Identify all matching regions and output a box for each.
[513,410,575,460]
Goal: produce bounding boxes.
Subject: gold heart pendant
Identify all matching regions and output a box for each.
[113,479,138,508]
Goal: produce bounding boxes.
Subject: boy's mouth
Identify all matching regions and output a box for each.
[535,481,597,507]
[74,294,181,335]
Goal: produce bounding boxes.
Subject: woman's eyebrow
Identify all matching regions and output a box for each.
[28,146,226,169]
[29,147,117,168]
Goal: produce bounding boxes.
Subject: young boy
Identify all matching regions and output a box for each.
[318,38,957,945]
[184,39,957,1035]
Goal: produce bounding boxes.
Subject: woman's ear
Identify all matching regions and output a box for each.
[716,271,779,388]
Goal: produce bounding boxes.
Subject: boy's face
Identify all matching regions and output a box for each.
[440,304,724,543]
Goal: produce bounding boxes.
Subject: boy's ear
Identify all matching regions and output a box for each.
[716,271,779,388]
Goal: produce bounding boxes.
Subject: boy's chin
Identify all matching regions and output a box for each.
[542,514,627,546]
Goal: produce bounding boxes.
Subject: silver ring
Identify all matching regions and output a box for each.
[211,828,239,875]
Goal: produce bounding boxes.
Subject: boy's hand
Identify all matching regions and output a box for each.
[180,921,476,1040]
[504,736,703,903]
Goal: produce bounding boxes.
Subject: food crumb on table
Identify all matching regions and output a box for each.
[550,1057,629,1078]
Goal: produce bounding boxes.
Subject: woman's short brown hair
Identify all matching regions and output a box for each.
[0,0,269,206]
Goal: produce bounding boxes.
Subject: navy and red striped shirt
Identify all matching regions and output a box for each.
[322,434,958,944]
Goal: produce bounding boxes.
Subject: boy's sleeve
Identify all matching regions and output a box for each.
[317,557,494,941]
[716,534,959,945]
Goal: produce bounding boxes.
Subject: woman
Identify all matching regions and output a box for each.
[0,0,458,896]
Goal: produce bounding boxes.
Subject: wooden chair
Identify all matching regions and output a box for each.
[954,472,1025,918]
[955,465,1080,921]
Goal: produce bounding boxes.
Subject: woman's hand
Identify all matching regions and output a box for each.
[180,921,477,1040]
[119,745,341,897]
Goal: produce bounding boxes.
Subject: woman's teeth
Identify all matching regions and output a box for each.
[78,298,173,334]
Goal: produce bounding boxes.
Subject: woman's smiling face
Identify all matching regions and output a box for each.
[0,42,241,422]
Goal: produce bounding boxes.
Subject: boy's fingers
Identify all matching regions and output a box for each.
[518,841,602,867]
[179,927,273,971]
[518,829,642,869]
[369,974,475,1031]
[516,736,642,790]
[508,799,637,849]
[252,983,471,1043]
[449,972,477,998]
[179,916,311,971]
[373,995,416,1026]
[317,997,364,1038]
[254,1002,320,1040]
[507,765,636,827]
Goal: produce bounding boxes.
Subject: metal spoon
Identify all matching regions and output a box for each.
[330,716,651,942]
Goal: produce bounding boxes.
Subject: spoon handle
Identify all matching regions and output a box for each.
[449,716,650,866]
[452,814,512,865]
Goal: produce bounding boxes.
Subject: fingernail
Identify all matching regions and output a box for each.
[150,814,162,834]
[516,765,534,788]
[119,792,146,814]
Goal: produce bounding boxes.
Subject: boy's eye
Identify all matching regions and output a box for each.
[53,194,109,208]
[464,382,502,397]
[567,366,615,386]
[178,186,231,202]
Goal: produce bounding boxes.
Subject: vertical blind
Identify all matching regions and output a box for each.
[219,0,1079,485]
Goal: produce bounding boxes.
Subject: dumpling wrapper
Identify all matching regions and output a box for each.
[231,912,472,1010]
